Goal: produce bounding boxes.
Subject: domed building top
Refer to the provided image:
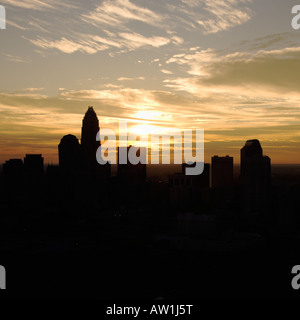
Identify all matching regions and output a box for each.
[58,134,80,168]
[59,134,79,146]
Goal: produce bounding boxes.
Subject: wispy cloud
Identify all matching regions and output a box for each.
[5,20,28,30]
[167,0,252,34]
[81,0,163,27]
[29,30,172,54]
[22,87,45,92]
[7,0,251,56]
[1,0,55,10]
[118,77,145,81]
[2,53,31,63]
[30,37,108,54]
[166,39,300,96]
[161,69,173,75]
[196,0,252,34]
[118,32,170,49]
[1,0,78,11]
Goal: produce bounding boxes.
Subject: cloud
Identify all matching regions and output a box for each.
[1,0,55,10]
[81,0,163,27]
[166,0,252,33]
[29,30,172,54]
[29,36,108,54]
[12,1,172,55]
[171,35,184,45]
[166,40,300,96]
[1,0,77,11]
[2,53,31,63]
[198,46,300,93]
[161,69,173,75]
[196,0,252,34]
[118,32,170,49]
[5,20,28,30]
[118,77,145,81]
[11,0,251,57]
[22,87,45,92]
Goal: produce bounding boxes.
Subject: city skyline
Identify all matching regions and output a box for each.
[0,0,300,164]
[2,106,270,175]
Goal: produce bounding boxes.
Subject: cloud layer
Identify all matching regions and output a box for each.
[4,0,253,54]
[1,1,299,164]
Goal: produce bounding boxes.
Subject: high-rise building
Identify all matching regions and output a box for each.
[23,154,44,200]
[58,134,81,170]
[211,156,233,188]
[24,154,44,175]
[3,159,24,199]
[240,139,271,215]
[81,106,100,172]
[3,159,23,177]
[57,135,82,207]
[80,107,111,208]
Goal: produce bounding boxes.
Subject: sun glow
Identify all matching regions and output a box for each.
[129,124,160,136]
[133,110,163,121]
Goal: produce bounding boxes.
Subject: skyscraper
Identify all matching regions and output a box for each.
[240,139,271,216]
[23,154,44,201]
[58,134,81,170]
[3,159,24,200]
[81,106,100,173]
[80,107,111,208]
[24,154,44,176]
[211,156,233,188]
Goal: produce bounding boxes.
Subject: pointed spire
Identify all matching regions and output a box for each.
[81,106,100,171]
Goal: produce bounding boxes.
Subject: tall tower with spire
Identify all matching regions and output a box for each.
[81,106,100,173]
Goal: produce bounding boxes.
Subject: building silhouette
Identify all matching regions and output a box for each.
[56,107,111,209]
[3,158,23,177]
[3,159,24,200]
[58,134,81,170]
[23,154,44,183]
[1,111,300,299]
[23,154,44,202]
[240,139,271,216]
[81,106,100,173]
[211,155,233,188]
[24,154,44,173]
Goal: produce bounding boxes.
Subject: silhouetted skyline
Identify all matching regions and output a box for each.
[1,0,300,302]
[1,106,300,300]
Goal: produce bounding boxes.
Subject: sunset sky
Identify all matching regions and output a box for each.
[0,0,300,164]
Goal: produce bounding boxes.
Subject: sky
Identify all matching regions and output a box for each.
[0,0,300,164]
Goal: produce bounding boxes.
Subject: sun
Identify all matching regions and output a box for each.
[130,124,158,136]
[128,124,165,149]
